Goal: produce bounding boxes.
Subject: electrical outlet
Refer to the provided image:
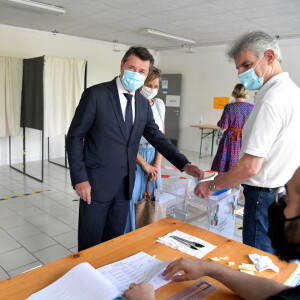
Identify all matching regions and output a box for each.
[204,146,208,151]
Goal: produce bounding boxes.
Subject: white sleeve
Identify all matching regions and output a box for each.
[243,103,283,158]
[156,98,165,123]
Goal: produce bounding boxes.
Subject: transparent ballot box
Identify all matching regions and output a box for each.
[154,179,239,239]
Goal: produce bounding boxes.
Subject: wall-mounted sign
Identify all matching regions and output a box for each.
[162,79,168,94]
[166,95,180,107]
[213,97,230,109]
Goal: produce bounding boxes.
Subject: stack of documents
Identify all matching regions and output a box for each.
[27,252,174,300]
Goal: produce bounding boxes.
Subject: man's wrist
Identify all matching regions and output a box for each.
[209,179,218,192]
[183,163,191,171]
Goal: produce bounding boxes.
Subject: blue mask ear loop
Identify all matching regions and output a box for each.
[253,55,269,79]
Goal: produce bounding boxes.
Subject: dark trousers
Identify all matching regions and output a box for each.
[78,176,130,251]
[242,185,276,254]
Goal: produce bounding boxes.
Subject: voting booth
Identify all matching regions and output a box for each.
[155,180,239,239]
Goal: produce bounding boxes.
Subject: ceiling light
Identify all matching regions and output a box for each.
[140,28,195,44]
[0,0,66,15]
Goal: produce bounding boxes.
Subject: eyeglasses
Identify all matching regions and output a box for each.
[275,185,287,206]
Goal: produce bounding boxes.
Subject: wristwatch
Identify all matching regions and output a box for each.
[210,179,218,192]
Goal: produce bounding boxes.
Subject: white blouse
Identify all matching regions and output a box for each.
[139,98,165,148]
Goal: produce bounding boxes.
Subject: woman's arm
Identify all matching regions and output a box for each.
[137,152,157,179]
[153,123,165,179]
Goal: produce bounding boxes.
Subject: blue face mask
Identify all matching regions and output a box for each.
[238,56,269,90]
[121,70,146,91]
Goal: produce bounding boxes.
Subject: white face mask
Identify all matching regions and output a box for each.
[140,86,158,100]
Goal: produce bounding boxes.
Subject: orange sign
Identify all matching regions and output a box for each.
[213,97,230,109]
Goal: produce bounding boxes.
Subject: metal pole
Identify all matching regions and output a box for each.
[23,127,25,174]
[199,128,203,158]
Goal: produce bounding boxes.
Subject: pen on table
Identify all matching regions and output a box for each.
[170,236,204,249]
[170,236,198,250]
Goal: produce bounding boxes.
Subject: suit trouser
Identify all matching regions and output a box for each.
[78,176,130,251]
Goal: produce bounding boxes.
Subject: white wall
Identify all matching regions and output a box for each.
[1,24,300,165]
[0,24,159,165]
[159,38,300,154]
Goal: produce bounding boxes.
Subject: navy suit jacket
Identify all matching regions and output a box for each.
[66,77,189,201]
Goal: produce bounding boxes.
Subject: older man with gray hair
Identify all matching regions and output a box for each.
[195,31,300,254]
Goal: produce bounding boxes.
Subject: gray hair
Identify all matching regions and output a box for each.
[226,31,282,62]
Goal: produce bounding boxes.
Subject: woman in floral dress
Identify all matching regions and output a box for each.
[211,84,253,173]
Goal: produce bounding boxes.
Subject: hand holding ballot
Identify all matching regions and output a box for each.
[183,163,204,181]
[194,180,214,199]
[194,172,226,199]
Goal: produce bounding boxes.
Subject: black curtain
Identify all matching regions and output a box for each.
[20,56,44,130]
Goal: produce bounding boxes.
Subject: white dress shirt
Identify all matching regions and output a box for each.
[116,76,135,123]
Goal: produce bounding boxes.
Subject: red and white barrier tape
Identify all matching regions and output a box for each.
[161,175,187,179]
[160,165,178,170]
[161,169,217,180]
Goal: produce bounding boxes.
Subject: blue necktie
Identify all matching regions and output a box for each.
[124,93,133,140]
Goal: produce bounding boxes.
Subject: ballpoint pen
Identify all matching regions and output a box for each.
[170,236,204,250]
[171,236,198,250]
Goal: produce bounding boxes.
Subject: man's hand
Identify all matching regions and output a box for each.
[183,163,204,180]
[75,181,91,204]
[124,282,155,300]
[163,258,213,282]
[194,180,214,199]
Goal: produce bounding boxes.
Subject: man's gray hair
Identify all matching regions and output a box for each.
[227,31,282,62]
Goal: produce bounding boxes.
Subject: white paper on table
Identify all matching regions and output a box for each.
[27,253,176,300]
[27,263,121,300]
[248,253,279,272]
[97,252,173,292]
[157,230,216,259]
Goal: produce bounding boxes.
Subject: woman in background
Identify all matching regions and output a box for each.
[124,67,165,233]
[211,83,253,173]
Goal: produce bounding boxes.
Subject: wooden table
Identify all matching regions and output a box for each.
[0,218,298,300]
[191,124,219,158]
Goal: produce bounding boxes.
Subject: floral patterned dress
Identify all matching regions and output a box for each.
[211,102,254,173]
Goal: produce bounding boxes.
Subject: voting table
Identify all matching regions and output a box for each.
[190,124,219,158]
[0,217,298,300]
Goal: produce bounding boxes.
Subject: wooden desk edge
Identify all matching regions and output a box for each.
[190,124,219,130]
[284,264,300,285]
[0,218,298,300]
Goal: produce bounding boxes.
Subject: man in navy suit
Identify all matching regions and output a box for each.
[67,46,204,251]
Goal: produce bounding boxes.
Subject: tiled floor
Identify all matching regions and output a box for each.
[0,150,298,286]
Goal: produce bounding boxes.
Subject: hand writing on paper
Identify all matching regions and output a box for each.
[75,181,91,204]
[124,282,155,300]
